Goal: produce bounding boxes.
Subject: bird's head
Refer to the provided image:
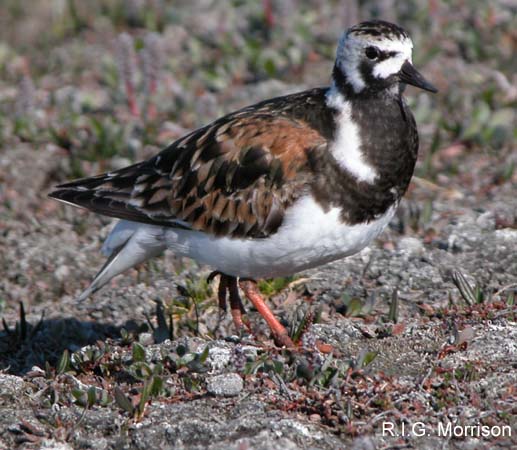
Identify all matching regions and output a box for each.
[334,20,437,96]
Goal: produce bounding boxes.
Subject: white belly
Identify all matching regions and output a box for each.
[162,195,397,278]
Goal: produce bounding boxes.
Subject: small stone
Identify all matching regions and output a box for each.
[206,373,243,397]
[476,211,495,230]
[0,374,25,397]
[352,436,376,450]
[495,229,517,242]
[397,237,424,256]
[40,440,74,450]
[138,332,154,346]
[29,366,46,375]
[54,264,70,282]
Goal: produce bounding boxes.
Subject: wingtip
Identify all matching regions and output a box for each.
[47,188,65,202]
[48,185,75,200]
[47,188,84,209]
[47,189,60,199]
[47,186,68,201]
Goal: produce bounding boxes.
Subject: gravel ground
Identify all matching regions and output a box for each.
[1,1,516,449]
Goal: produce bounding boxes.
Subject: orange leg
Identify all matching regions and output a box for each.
[228,277,251,332]
[239,280,295,348]
[208,271,250,333]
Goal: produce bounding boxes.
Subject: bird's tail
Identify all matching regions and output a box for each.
[78,221,166,301]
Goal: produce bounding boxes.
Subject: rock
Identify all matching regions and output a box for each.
[138,332,154,346]
[54,264,70,282]
[0,374,25,397]
[40,440,74,450]
[352,436,376,450]
[494,229,517,242]
[476,211,496,230]
[206,373,243,397]
[397,236,425,256]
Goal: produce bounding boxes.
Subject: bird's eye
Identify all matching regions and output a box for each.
[365,46,380,60]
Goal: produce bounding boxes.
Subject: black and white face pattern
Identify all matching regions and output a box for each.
[335,20,413,94]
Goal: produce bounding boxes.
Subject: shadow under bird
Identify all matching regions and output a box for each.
[50,20,437,348]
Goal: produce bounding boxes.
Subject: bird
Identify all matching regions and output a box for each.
[49,20,437,348]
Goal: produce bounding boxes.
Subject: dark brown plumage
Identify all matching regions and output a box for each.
[50,90,330,239]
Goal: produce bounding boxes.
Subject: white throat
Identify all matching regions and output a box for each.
[325,85,378,183]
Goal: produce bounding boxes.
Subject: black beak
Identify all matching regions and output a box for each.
[399,60,438,93]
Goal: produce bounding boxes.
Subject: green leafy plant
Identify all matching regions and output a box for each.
[387,289,399,323]
[451,270,485,305]
[69,343,109,374]
[258,276,296,296]
[339,292,375,318]
[71,386,111,408]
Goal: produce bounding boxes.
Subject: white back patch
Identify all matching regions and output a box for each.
[325,86,377,183]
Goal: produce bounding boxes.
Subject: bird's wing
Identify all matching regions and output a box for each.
[49,91,329,239]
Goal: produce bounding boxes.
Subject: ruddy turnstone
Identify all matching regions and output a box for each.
[50,20,437,347]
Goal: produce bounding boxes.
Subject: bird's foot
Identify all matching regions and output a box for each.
[239,279,295,349]
[207,271,251,333]
[228,276,250,331]
[207,271,295,348]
